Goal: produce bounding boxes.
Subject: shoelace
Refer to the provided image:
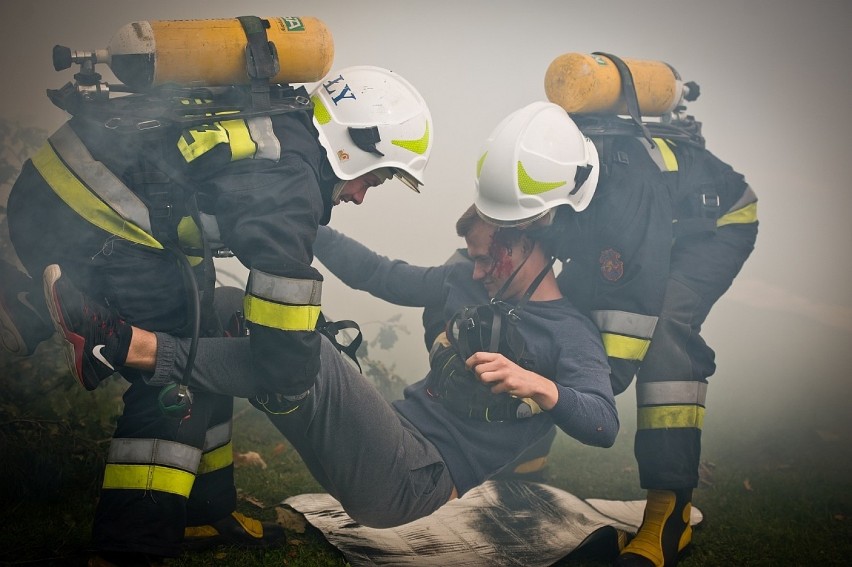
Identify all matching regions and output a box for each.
[83,303,125,344]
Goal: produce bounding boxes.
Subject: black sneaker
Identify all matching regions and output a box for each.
[42,264,131,390]
[0,259,54,356]
[183,511,287,550]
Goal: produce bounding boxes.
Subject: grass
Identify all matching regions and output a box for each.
[2,344,851,566]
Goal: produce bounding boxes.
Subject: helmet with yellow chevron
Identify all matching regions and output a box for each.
[474,101,599,226]
[310,66,432,192]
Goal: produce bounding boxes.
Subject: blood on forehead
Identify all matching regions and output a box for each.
[488,237,515,279]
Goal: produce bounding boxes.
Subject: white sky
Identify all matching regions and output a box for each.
[2,0,851,431]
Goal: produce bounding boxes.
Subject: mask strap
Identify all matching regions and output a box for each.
[492,246,530,302]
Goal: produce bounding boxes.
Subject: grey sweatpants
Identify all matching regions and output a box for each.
[151,322,455,528]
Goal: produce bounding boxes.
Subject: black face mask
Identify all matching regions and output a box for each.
[447,301,525,362]
[446,253,554,369]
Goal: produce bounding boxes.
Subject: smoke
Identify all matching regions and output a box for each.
[1,0,850,460]
[728,278,852,333]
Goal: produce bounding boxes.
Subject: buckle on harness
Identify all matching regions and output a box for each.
[150,203,172,219]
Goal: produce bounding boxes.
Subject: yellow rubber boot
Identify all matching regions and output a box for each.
[183,511,286,550]
[615,489,692,567]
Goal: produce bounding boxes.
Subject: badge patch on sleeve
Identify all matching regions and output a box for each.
[599,248,624,282]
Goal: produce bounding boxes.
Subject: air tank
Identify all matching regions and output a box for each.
[95,17,334,90]
[544,53,688,116]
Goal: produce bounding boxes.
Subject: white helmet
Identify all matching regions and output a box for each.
[474,101,599,226]
[310,65,432,192]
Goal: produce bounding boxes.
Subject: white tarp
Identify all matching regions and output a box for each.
[284,480,703,566]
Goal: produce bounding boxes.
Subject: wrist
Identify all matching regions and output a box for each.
[532,376,559,411]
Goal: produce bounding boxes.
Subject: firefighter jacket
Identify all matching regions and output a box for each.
[549,136,758,394]
[9,87,338,399]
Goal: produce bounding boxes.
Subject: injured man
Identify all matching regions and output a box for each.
[45,204,619,530]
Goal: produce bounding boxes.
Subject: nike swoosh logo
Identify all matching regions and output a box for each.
[92,344,116,371]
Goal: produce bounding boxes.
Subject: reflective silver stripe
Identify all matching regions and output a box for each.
[246,116,281,161]
[203,420,233,452]
[248,268,322,305]
[107,438,202,473]
[50,124,153,233]
[198,212,223,247]
[637,381,708,406]
[725,184,758,214]
[591,310,658,339]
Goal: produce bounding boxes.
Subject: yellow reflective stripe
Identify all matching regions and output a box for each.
[102,463,195,497]
[476,151,487,178]
[638,405,705,430]
[312,95,331,125]
[652,138,679,172]
[176,216,203,267]
[392,121,430,155]
[178,123,229,163]
[517,160,567,195]
[220,119,257,161]
[244,295,321,331]
[717,202,758,227]
[197,441,233,475]
[178,120,258,163]
[32,143,162,249]
[601,332,651,361]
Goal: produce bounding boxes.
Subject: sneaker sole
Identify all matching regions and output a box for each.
[42,265,89,389]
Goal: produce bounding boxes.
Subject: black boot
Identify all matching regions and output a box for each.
[614,489,693,567]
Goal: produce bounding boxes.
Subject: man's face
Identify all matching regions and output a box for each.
[334,171,387,206]
[465,221,530,299]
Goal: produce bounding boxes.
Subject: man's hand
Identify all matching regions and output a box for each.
[466,351,559,411]
[426,333,548,421]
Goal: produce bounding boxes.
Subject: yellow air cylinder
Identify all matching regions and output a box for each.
[103,17,334,90]
[544,53,684,116]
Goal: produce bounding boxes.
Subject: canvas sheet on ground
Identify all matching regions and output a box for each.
[284,480,703,567]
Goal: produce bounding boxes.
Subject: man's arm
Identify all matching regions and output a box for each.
[314,225,452,308]
[468,349,619,448]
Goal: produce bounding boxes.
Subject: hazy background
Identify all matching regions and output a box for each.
[2,1,850,444]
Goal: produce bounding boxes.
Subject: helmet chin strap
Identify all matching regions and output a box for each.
[448,247,555,360]
[493,250,555,310]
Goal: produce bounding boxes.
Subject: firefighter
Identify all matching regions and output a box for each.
[473,101,758,567]
[1,64,433,566]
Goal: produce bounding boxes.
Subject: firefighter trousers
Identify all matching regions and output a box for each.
[634,222,758,489]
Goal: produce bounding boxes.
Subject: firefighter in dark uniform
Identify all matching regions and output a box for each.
[2,64,433,565]
[474,101,757,567]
